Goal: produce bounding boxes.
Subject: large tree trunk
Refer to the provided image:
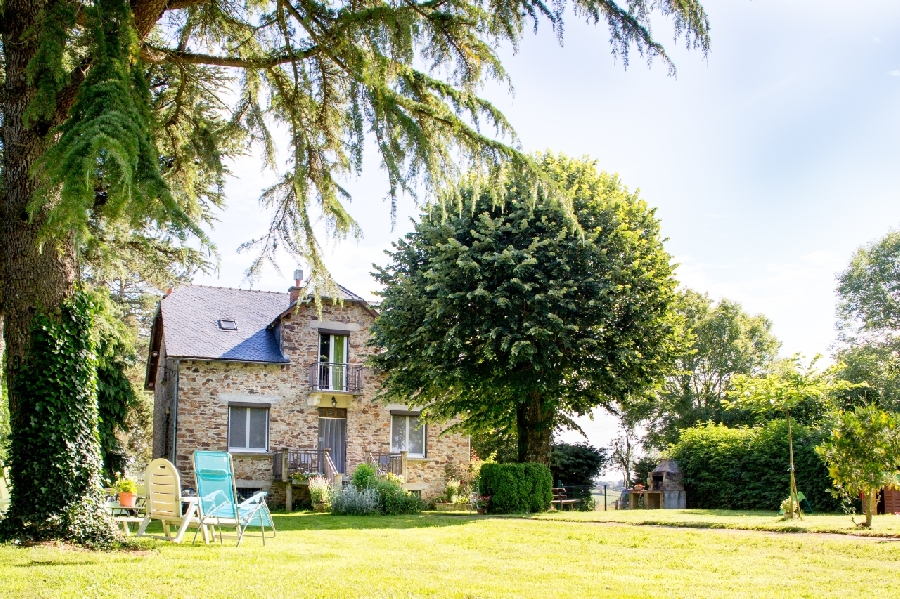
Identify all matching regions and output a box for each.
[516,392,553,465]
[0,0,116,543]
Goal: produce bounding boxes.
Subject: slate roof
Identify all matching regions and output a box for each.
[160,285,290,363]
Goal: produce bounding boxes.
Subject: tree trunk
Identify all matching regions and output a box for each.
[866,489,876,529]
[516,392,553,465]
[786,411,801,520]
[0,0,114,543]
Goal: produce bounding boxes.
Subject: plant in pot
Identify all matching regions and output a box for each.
[290,471,311,486]
[115,476,138,508]
[308,476,332,512]
[474,495,491,515]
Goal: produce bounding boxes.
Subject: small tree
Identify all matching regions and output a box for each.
[817,405,900,528]
[727,355,850,519]
[550,442,608,487]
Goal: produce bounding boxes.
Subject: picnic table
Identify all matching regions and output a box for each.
[551,488,579,511]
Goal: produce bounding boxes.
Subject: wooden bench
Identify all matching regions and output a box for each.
[551,488,579,511]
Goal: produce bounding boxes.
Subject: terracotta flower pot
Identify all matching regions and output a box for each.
[476,508,486,515]
[118,492,136,508]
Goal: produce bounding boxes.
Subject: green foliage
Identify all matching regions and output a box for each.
[639,289,781,449]
[471,428,519,464]
[372,154,682,462]
[375,478,424,516]
[307,476,332,506]
[632,454,659,489]
[837,228,900,341]
[330,486,380,516]
[351,463,378,490]
[550,442,608,487]
[479,462,553,513]
[33,0,204,255]
[0,292,118,546]
[113,477,137,494]
[667,422,841,512]
[817,405,900,526]
[832,342,900,413]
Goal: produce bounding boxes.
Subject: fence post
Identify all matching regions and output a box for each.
[603,485,607,511]
[282,450,293,512]
[400,450,408,480]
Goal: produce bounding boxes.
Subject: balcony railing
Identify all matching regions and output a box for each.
[365,451,404,478]
[273,448,337,484]
[309,362,365,394]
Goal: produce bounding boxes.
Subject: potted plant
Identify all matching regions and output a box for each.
[114,476,138,508]
[308,475,331,512]
[474,495,491,515]
[290,471,311,486]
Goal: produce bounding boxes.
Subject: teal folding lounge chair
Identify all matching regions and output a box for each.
[192,451,275,546]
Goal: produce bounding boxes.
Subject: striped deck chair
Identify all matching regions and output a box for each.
[192,451,275,546]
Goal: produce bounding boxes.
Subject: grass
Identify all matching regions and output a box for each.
[1,512,900,598]
[535,508,900,537]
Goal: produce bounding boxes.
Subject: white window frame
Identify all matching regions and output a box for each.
[390,414,426,458]
[228,405,269,452]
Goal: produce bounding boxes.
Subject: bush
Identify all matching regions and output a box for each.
[331,485,380,515]
[351,463,378,490]
[376,478,423,515]
[668,421,841,512]
[308,475,331,506]
[479,462,553,514]
[550,442,607,487]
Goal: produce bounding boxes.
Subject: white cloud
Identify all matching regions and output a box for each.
[891,70,900,77]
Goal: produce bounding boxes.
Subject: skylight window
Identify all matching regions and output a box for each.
[218,319,237,331]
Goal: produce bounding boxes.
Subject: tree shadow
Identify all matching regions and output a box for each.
[270,512,484,532]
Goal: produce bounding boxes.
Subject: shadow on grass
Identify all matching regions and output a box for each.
[270,511,483,532]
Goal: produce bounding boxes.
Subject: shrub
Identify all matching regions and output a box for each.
[550,442,608,486]
[668,421,841,512]
[308,475,331,506]
[479,462,552,514]
[330,485,379,515]
[442,480,461,503]
[376,478,423,515]
[351,463,378,490]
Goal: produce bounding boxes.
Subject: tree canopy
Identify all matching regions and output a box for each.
[370,153,682,464]
[837,229,900,344]
[639,289,781,449]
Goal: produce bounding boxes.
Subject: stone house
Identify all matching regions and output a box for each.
[144,274,470,504]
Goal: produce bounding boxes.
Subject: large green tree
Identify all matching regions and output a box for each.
[639,289,781,449]
[371,153,682,464]
[0,0,709,541]
[836,228,900,343]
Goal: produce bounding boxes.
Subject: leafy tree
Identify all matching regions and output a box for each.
[631,453,659,488]
[371,154,681,464]
[550,442,608,487]
[727,356,853,519]
[640,290,781,448]
[837,229,900,343]
[471,428,519,464]
[610,429,638,487]
[817,405,900,528]
[0,0,709,541]
[832,342,900,413]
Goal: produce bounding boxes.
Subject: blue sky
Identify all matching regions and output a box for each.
[194,0,900,450]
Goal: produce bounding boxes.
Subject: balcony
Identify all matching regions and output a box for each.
[307,362,365,407]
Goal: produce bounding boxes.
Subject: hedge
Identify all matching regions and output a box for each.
[479,462,553,514]
[668,421,841,512]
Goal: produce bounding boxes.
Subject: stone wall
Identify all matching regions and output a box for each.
[156,298,469,502]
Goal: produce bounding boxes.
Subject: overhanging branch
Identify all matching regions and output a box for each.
[140,45,318,67]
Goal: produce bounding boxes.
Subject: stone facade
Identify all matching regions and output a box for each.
[152,295,470,503]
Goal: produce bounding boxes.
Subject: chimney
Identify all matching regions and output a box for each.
[289,268,304,303]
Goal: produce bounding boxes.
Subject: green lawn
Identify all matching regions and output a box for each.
[536,508,900,536]
[2,512,900,598]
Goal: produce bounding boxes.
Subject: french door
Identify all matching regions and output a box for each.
[318,334,348,391]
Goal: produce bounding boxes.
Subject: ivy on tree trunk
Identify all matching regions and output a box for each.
[0,292,118,546]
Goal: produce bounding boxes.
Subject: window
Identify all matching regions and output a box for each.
[228,405,269,451]
[391,414,425,457]
[318,334,349,390]
[218,319,237,331]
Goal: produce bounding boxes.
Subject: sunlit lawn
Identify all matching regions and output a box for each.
[1,512,899,598]
[535,508,900,536]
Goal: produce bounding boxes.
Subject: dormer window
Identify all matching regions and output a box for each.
[218,319,237,331]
